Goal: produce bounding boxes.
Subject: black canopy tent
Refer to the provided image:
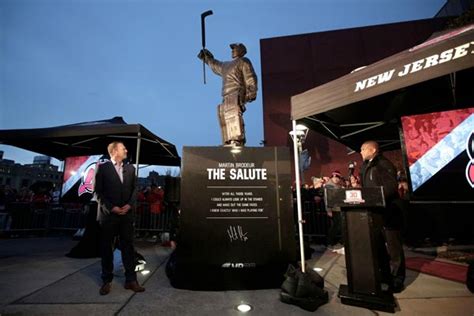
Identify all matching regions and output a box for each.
[290,24,474,152]
[0,117,181,169]
[288,24,474,268]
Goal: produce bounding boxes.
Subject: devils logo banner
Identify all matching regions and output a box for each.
[466,132,474,188]
[61,155,105,202]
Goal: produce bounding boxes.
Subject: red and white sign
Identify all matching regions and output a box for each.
[343,190,365,204]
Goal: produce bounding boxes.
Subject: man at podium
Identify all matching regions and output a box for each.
[360,140,406,293]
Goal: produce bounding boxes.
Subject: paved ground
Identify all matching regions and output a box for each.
[0,237,473,315]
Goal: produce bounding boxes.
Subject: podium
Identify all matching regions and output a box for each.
[325,187,396,313]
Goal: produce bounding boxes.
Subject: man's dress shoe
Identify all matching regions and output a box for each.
[99,282,111,295]
[124,281,145,292]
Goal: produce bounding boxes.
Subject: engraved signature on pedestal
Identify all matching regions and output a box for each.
[227,225,248,242]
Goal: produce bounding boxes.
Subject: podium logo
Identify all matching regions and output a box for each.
[221,262,256,268]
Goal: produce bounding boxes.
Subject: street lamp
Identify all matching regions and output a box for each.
[289,121,309,273]
[289,124,309,185]
[289,124,309,148]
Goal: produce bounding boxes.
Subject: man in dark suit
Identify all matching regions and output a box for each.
[95,141,145,295]
[360,140,405,293]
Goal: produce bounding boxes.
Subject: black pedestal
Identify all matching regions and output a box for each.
[168,146,296,290]
[339,285,395,313]
[326,188,396,313]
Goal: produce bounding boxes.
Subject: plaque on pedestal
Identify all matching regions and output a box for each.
[167,146,296,290]
[325,187,396,313]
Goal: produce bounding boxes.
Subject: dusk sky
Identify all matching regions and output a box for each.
[0,0,446,174]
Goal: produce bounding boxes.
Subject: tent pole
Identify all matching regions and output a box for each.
[340,122,385,139]
[450,72,456,106]
[292,120,306,273]
[135,132,142,178]
[59,159,65,200]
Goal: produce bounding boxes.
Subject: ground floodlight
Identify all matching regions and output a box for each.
[236,303,252,313]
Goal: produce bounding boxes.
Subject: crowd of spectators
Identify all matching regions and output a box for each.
[0,184,55,209]
[0,184,58,233]
[135,184,168,241]
[137,184,165,214]
[292,165,411,249]
[0,182,172,235]
[292,170,361,205]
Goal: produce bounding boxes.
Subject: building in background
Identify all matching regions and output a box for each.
[260,0,474,182]
[435,0,474,17]
[137,170,168,189]
[0,151,62,191]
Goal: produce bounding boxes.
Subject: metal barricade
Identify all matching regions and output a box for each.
[294,200,330,244]
[48,205,66,229]
[7,202,35,232]
[47,203,85,231]
[0,201,171,236]
[63,205,85,230]
[134,202,172,234]
[1,202,49,234]
[0,211,10,231]
[30,204,49,230]
[1,202,87,235]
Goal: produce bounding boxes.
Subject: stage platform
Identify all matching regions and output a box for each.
[0,237,473,315]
